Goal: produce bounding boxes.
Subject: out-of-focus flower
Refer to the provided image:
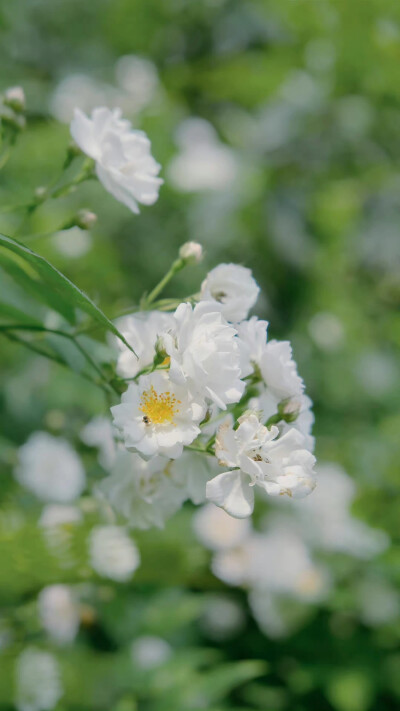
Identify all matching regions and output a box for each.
[260,340,304,401]
[15,647,63,711]
[89,525,140,581]
[290,464,389,558]
[115,55,159,111]
[179,241,203,264]
[80,416,117,469]
[98,451,185,529]
[15,432,85,503]
[206,413,316,517]
[308,312,345,352]
[168,118,238,192]
[111,370,205,459]
[52,227,92,259]
[130,636,171,669]
[70,107,162,213]
[115,311,175,380]
[38,585,80,645]
[169,451,219,505]
[50,74,121,123]
[200,263,259,322]
[163,301,245,409]
[4,86,26,112]
[193,503,250,550]
[200,594,245,640]
[39,504,82,528]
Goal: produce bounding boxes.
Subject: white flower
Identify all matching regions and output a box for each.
[260,340,304,400]
[168,117,238,193]
[206,413,316,518]
[236,316,269,377]
[115,310,174,379]
[179,241,203,264]
[80,416,117,469]
[70,106,162,213]
[193,503,250,550]
[111,370,205,459]
[130,636,171,669]
[98,451,185,529]
[164,301,245,409]
[15,648,63,711]
[38,585,79,645]
[200,595,245,640]
[290,464,389,558]
[169,451,219,505]
[15,432,85,503]
[39,505,82,528]
[200,264,259,322]
[89,525,140,581]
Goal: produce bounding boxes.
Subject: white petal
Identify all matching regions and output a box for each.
[206,470,254,519]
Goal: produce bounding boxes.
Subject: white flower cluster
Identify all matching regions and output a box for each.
[102,258,316,525]
[194,463,389,638]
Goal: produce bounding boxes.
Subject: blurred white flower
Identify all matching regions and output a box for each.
[15,647,63,711]
[193,503,250,551]
[200,595,245,640]
[70,106,162,213]
[206,413,316,517]
[38,585,80,645]
[50,74,123,122]
[15,432,85,503]
[290,464,389,558]
[39,504,82,528]
[356,578,400,627]
[168,117,238,192]
[98,450,185,529]
[52,227,92,259]
[89,525,140,581]
[308,312,345,352]
[111,370,205,459]
[163,301,245,409]
[4,86,26,112]
[115,55,159,111]
[80,416,117,469]
[115,311,175,380]
[200,263,259,322]
[130,635,171,669]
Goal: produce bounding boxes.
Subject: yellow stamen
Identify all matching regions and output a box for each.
[139,385,181,425]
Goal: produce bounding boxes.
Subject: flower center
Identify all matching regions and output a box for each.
[139,385,181,426]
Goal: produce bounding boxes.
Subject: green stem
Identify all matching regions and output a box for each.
[143,258,186,308]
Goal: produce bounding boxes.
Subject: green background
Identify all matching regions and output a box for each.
[0,1,399,709]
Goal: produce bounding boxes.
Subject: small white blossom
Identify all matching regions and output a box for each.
[164,301,245,409]
[15,648,63,711]
[38,585,80,645]
[206,413,316,518]
[80,416,117,469]
[89,525,140,581]
[111,370,205,459]
[200,263,259,322]
[115,311,174,380]
[15,432,85,503]
[39,504,82,528]
[130,636,171,669]
[193,503,250,550]
[4,86,26,112]
[98,451,185,529]
[70,106,162,213]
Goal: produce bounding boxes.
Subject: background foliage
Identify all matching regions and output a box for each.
[0,0,399,709]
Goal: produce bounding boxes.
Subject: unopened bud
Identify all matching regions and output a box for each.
[4,86,26,112]
[153,336,170,368]
[179,241,203,264]
[278,397,301,423]
[76,209,97,230]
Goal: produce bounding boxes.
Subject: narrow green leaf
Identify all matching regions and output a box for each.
[0,233,136,354]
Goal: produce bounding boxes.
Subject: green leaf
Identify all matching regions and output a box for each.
[0,300,42,326]
[0,233,136,353]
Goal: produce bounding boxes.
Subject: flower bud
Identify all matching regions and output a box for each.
[4,86,25,112]
[278,397,301,423]
[179,241,203,264]
[76,209,97,230]
[153,335,170,368]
